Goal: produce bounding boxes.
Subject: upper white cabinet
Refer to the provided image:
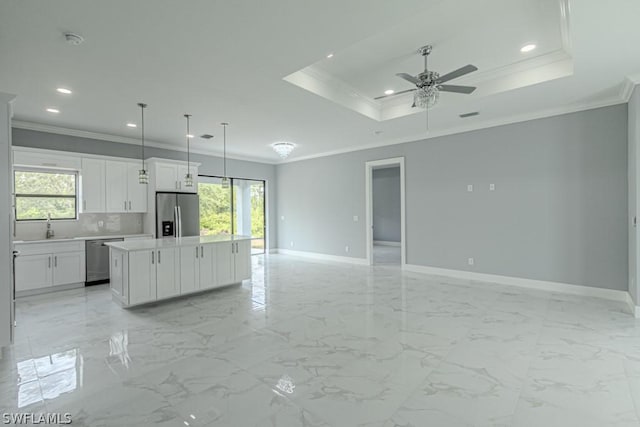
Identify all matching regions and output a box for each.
[81,158,106,213]
[126,163,147,213]
[13,149,81,170]
[149,159,198,193]
[105,160,147,213]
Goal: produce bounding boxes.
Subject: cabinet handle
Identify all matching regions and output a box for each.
[48,256,51,268]
[124,200,127,211]
[195,246,199,258]
[151,251,155,264]
[83,200,86,211]
[158,250,161,264]
[54,256,57,267]
[129,201,132,210]
[201,246,204,257]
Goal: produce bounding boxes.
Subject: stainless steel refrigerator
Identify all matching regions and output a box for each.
[156,192,200,238]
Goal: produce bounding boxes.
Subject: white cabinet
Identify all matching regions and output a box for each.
[106,160,147,213]
[129,250,157,305]
[122,248,178,305]
[180,246,200,294]
[81,158,106,213]
[216,240,251,286]
[52,251,85,286]
[15,254,52,292]
[106,160,128,212]
[152,160,198,193]
[198,244,215,290]
[155,162,180,191]
[234,240,252,282]
[180,244,216,294]
[109,238,251,307]
[14,241,86,294]
[216,242,235,286]
[156,248,179,298]
[126,163,147,212]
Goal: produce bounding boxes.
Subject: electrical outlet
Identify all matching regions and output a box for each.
[345,245,350,253]
[353,215,359,222]
[97,220,104,228]
[467,184,473,192]
[290,241,294,247]
[468,257,474,266]
[489,183,495,191]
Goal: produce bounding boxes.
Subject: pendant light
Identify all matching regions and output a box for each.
[184,114,193,187]
[221,122,230,189]
[137,103,149,184]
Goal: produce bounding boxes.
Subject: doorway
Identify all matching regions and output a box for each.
[365,158,406,266]
[198,176,266,255]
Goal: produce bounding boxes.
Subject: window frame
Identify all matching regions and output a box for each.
[14,167,79,222]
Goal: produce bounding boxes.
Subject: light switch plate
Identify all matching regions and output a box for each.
[489,184,495,191]
[467,184,473,192]
[353,215,358,222]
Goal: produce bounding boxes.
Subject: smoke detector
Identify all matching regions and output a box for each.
[64,33,84,46]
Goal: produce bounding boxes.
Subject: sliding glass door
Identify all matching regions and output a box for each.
[198,176,266,255]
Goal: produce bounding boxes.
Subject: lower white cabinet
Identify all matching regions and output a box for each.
[128,248,180,305]
[180,244,216,294]
[129,250,157,305]
[109,239,252,307]
[52,251,85,286]
[217,240,252,286]
[157,248,180,299]
[15,254,52,292]
[14,242,86,294]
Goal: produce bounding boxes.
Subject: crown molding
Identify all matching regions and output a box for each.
[282,96,627,164]
[11,120,278,165]
[621,74,640,102]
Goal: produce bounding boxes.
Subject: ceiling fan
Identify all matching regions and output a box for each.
[375,45,478,109]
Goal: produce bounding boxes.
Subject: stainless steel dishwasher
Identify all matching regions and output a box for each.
[86,238,124,285]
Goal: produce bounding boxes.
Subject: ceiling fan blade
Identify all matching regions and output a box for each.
[439,84,476,94]
[395,73,420,85]
[374,88,416,100]
[436,64,478,83]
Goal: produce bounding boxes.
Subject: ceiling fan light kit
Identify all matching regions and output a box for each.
[375,44,478,111]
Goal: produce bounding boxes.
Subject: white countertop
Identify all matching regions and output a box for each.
[13,233,153,245]
[105,234,253,252]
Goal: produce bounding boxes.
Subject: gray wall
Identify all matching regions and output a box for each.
[12,128,278,249]
[372,167,401,242]
[629,86,639,302]
[277,104,628,291]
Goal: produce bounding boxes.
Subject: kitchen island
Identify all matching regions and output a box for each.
[106,235,252,307]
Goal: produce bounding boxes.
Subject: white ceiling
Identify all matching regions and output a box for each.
[0,0,639,163]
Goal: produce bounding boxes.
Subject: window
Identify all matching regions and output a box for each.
[14,169,78,221]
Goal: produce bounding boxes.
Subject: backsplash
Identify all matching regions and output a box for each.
[15,213,144,241]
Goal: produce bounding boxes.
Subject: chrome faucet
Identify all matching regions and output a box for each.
[46,213,55,239]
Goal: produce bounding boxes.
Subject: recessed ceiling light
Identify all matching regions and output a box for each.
[126,123,137,128]
[520,44,536,53]
[326,53,334,59]
[46,108,60,114]
[56,88,72,94]
[384,89,395,95]
[186,134,194,138]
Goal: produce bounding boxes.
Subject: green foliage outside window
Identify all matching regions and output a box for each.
[14,170,77,220]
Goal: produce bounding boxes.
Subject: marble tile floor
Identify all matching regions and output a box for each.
[1,254,640,426]
[373,244,401,265]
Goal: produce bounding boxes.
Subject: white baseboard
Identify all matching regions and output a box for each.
[275,249,369,265]
[403,264,631,306]
[624,292,640,318]
[373,240,401,247]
